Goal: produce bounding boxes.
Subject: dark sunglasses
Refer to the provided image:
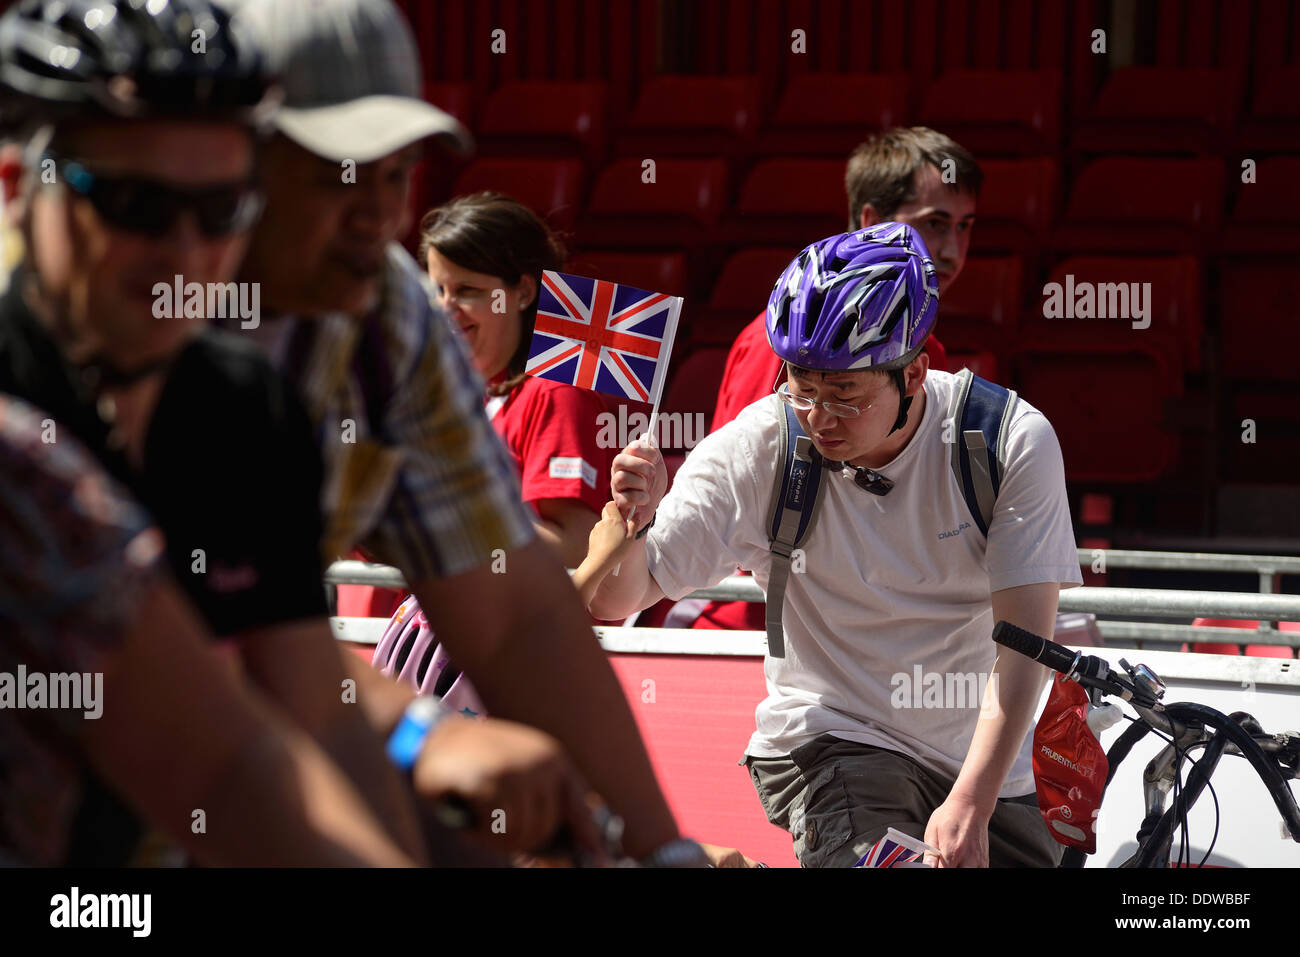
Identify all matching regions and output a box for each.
[47,154,263,239]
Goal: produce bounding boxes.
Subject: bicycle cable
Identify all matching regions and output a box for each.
[1121,713,1223,867]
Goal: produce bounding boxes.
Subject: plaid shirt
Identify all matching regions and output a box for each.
[229,244,536,580]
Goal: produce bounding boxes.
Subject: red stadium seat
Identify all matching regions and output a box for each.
[614,75,761,162]
[1025,256,1203,375]
[759,73,910,157]
[1218,258,1300,380]
[1224,157,1300,254]
[477,81,609,167]
[1072,68,1243,154]
[1236,65,1300,151]
[423,81,475,127]
[692,247,799,344]
[918,70,1063,156]
[581,158,729,248]
[945,348,999,383]
[971,158,1059,250]
[932,254,1024,355]
[1190,619,1300,658]
[568,251,689,297]
[660,346,730,443]
[451,158,585,231]
[1010,340,1180,482]
[1054,158,1224,254]
[722,158,845,245]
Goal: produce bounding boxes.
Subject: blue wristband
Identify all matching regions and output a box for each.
[385,696,453,772]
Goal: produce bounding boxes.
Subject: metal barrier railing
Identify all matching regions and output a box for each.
[326,547,1300,651]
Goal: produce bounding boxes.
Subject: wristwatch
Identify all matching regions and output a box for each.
[640,836,711,868]
[634,512,656,540]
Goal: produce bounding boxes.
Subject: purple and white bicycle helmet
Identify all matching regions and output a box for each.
[767,222,938,373]
[766,222,938,433]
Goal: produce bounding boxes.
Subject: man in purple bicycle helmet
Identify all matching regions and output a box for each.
[590,223,1083,868]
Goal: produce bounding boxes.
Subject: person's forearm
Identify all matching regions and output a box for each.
[413,550,680,858]
[948,652,1051,814]
[340,644,416,735]
[586,538,654,619]
[191,715,419,866]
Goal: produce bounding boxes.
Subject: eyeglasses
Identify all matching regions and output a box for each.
[47,154,264,239]
[774,379,880,419]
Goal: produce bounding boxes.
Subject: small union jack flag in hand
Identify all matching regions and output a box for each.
[526,271,682,407]
[854,828,937,868]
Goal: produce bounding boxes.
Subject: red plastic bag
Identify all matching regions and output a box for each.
[1033,673,1108,853]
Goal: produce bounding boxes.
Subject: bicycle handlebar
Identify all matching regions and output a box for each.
[992,619,1300,852]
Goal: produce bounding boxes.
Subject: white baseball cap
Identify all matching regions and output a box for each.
[227,0,472,163]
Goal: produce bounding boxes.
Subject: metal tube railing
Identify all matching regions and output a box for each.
[326,548,1300,650]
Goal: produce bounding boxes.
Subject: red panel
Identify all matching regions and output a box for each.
[972,157,1060,237]
[581,0,606,83]
[452,158,585,231]
[570,251,690,297]
[766,72,909,138]
[587,158,729,226]
[784,0,816,77]
[919,69,1063,154]
[497,0,523,83]
[1232,157,1300,224]
[1004,0,1035,69]
[1218,258,1300,380]
[974,0,1002,69]
[940,0,970,69]
[1156,0,1183,66]
[606,0,634,109]
[707,248,801,310]
[478,81,609,165]
[735,159,842,216]
[912,0,939,81]
[753,0,787,104]
[1011,344,1179,482]
[1037,256,1203,373]
[553,0,579,79]
[661,347,731,430]
[937,254,1025,328]
[697,0,724,74]
[471,0,496,92]
[1184,0,1217,66]
[817,0,844,72]
[638,0,659,84]
[607,653,799,867]
[434,0,469,82]
[1254,0,1290,72]
[726,0,755,74]
[1063,158,1224,231]
[879,0,907,72]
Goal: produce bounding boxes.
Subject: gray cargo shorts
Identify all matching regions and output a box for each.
[746,734,1063,868]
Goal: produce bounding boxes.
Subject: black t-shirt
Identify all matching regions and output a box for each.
[0,276,328,636]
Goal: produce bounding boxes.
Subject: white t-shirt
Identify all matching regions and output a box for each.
[645,369,1083,796]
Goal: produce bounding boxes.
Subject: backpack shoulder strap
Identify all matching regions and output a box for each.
[765,402,829,658]
[947,368,1018,537]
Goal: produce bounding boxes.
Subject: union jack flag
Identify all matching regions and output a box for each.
[853,828,935,868]
[526,271,682,406]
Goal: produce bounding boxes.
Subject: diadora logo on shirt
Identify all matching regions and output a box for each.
[937,522,971,541]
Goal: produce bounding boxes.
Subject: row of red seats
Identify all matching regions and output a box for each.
[439,154,1300,259]
[428,69,1300,168]
[572,249,1300,386]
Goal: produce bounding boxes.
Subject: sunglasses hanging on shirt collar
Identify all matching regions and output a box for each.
[814,448,895,496]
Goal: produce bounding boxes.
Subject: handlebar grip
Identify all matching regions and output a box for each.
[992,620,1078,674]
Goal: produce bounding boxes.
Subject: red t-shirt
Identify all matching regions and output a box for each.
[711,311,950,430]
[487,373,614,517]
